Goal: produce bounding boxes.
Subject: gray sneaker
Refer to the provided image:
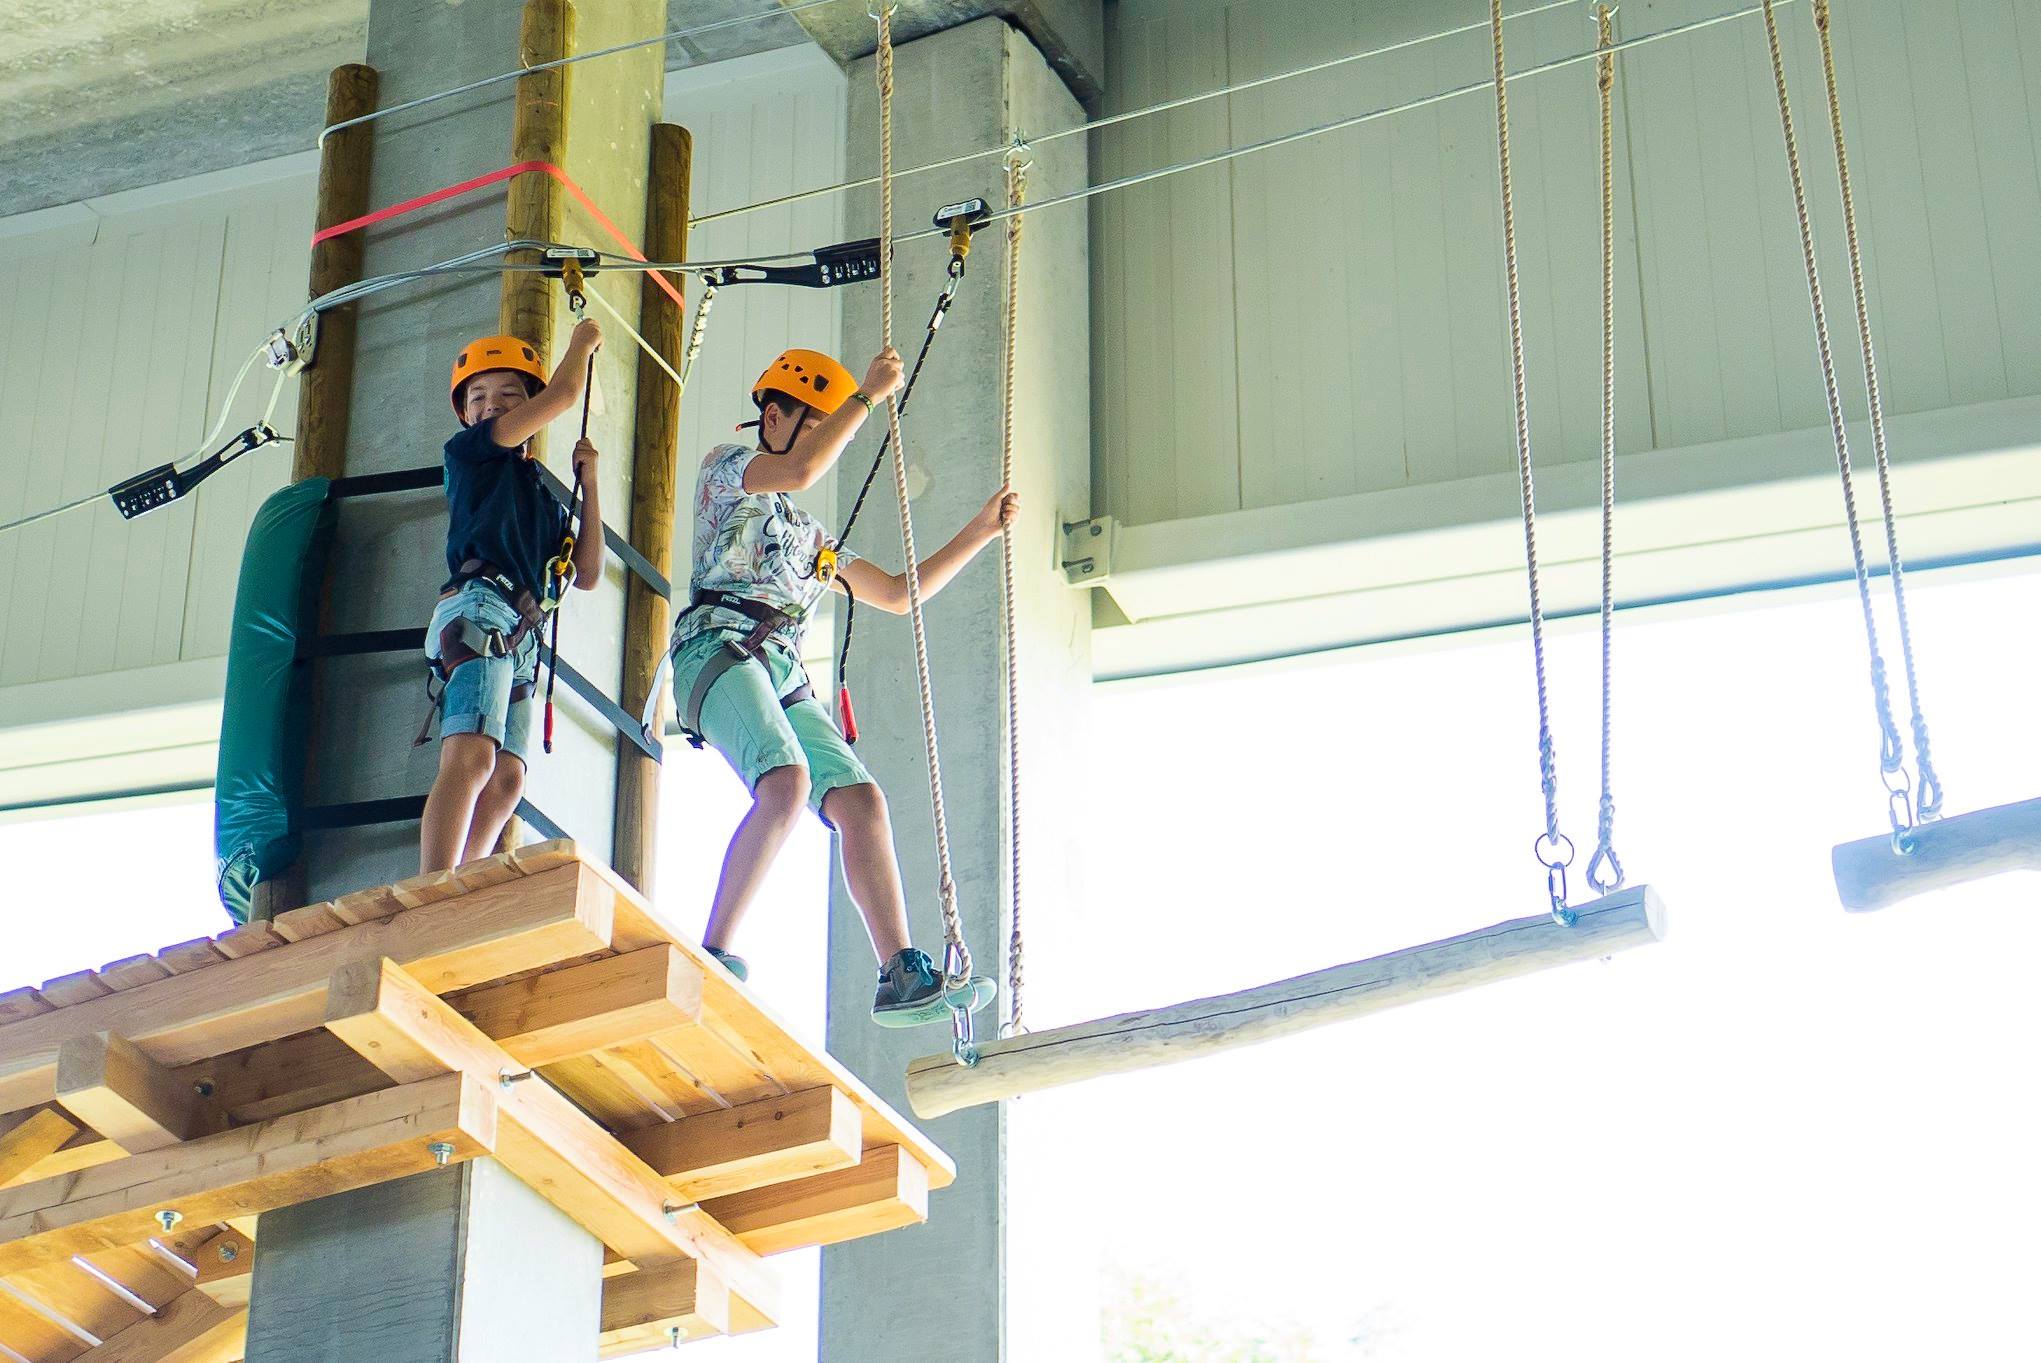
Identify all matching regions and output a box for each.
[705,946,749,982]
[870,948,996,1028]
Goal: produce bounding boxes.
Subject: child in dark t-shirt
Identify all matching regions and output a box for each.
[419,321,604,873]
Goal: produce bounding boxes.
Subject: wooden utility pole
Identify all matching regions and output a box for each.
[257,62,377,924]
[613,123,692,894]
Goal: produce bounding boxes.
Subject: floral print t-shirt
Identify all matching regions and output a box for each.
[678,443,858,652]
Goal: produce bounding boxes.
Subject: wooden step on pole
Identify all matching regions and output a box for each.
[612,123,692,895]
[904,885,1670,1119]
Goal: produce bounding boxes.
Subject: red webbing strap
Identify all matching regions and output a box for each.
[310,159,685,309]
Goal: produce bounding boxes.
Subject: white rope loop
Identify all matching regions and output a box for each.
[1489,0,1574,923]
[875,6,973,988]
[999,148,1028,1037]
[1808,0,1942,822]
[1758,0,1909,822]
[1586,3,1625,897]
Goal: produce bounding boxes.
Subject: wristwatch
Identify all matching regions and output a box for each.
[849,389,876,414]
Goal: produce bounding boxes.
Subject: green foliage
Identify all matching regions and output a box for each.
[1101,1266,1328,1363]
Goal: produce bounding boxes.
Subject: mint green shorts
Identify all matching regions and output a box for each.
[671,630,874,819]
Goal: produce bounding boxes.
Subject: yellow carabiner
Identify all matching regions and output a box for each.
[814,545,840,584]
[561,259,587,315]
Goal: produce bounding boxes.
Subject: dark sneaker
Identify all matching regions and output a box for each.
[871,948,997,1028]
[705,946,749,982]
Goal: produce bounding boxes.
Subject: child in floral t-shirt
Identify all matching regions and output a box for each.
[668,346,1015,1028]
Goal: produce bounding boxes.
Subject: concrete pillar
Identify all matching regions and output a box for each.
[306,0,665,900]
[245,1162,602,1363]
[824,18,1092,1362]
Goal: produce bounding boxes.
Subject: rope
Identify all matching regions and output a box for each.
[1809,0,1942,822]
[875,6,972,989]
[999,151,1028,1036]
[1759,0,1910,831]
[1489,0,1574,924]
[1586,5,1625,897]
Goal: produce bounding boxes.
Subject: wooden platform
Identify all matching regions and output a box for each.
[0,841,953,1359]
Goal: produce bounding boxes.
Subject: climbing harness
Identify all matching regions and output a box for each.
[667,593,817,747]
[821,197,992,748]
[997,145,1029,1037]
[874,3,983,1064]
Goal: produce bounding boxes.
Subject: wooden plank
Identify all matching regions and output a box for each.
[97,958,173,993]
[450,946,704,1067]
[326,884,406,927]
[7,1257,148,1341]
[1832,796,2041,912]
[207,925,283,962]
[506,839,578,876]
[152,943,227,978]
[907,885,1671,1118]
[268,902,350,944]
[620,1088,860,1202]
[702,1146,928,1256]
[321,958,777,1325]
[0,1107,78,1184]
[389,870,462,911]
[191,1229,253,1309]
[0,1286,82,1360]
[0,861,614,1113]
[183,1029,389,1127]
[599,1260,730,1356]
[56,1033,222,1153]
[74,1289,244,1363]
[2,1130,124,1190]
[0,1074,495,1276]
[593,860,956,1189]
[0,989,53,1025]
[40,972,114,1008]
[448,856,522,894]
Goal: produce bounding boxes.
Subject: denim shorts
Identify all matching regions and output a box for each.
[424,580,540,765]
[671,630,873,818]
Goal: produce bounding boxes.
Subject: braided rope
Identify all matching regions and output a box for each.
[875,8,972,985]
[1490,0,1573,920]
[1810,0,1941,820]
[1759,0,1908,800]
[1587,5,1625,896]
[1000,152,1028,1036]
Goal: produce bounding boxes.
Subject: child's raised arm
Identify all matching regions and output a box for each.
[836,485,1018,614]
[490,318,602,450]
[744,348,903,494]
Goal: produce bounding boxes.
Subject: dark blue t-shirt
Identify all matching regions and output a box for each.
[442,421,566,596]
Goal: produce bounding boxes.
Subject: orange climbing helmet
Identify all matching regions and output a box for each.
[450,335,547,420]
[751,348,859,417]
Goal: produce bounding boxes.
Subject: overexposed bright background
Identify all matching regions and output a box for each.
[1010,562,2041,1362]
[5,564,2037,1361]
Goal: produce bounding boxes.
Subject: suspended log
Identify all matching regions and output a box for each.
[905,886,1667,1120]
[1832,797,2041,913]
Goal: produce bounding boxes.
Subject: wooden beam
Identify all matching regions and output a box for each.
[0,861,613,1113]
[322,958,778,1325]
[56,1033,221,1152]
[0,1074,494,1276]
[0,1107,78,1184]
[701,1145,928,1256]
[450,945,704,1067]
[906,885,1670,1119]
[76,1289,246,1363]
[613,120,692,896]
[1832,796,2041,911]
[621,1087,860,1201]
[599,1260,731,1355]
[192,1228,255,1309]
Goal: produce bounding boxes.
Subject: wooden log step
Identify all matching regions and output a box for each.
[1832,795,2041,912]
[907,885,1670,1119]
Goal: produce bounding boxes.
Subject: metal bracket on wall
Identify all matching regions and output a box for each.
[1059,514,1114,586]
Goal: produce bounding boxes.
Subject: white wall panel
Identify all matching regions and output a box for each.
[1095,0,2041,530]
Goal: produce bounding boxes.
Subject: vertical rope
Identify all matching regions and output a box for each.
[1490,0,1572,918]
[1586,5,1625,896]
[1759,0,1908,802]
[875,7,972,986]
[1000,152,1029,1036]
[1810,0,1941,820]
